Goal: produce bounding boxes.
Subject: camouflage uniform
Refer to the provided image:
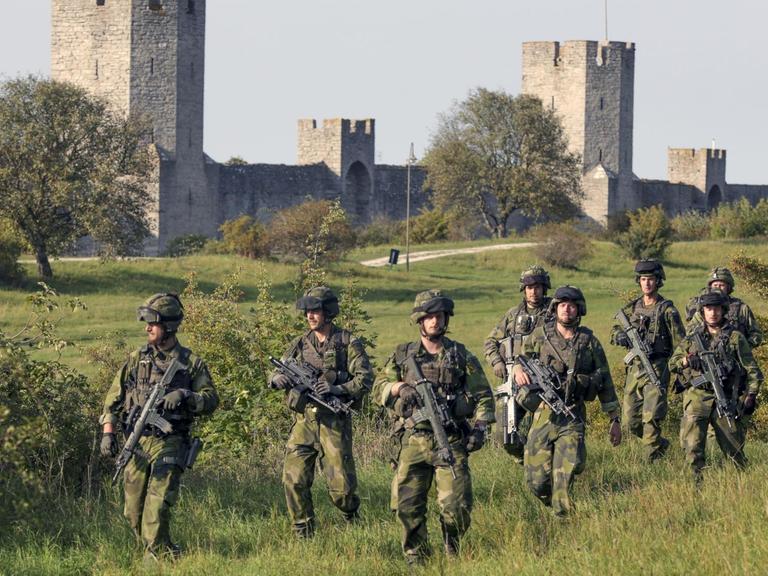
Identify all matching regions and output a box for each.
[484,266,553,464]
[519,287,620,517]
[670,309,763,479]
[278,325,372,535]
[610,262,684,460]
[101,341,218,555]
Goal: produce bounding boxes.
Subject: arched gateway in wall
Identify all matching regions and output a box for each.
[343,161,372,223]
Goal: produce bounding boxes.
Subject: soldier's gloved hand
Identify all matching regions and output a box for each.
[743,393,758,416]
[163,389,192,410]
[492,362,507,380]
[609,418,622,447]
[315,378,343,396]
[686,353,702,371]
[270,374,290,390]
[100,432,118,458]
[465,422,487,452]
[614,331,630,348]
[398,384,421,408]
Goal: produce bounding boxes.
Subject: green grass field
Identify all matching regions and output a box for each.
[1,239,767,575]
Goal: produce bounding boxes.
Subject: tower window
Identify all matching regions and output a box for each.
[97,0,106,6]
[599,148,603,162]
[551,96,555,110]
[600,97,604,110]
[150,58,154,75]
[187,0,196,14]
[95,59,99,79]
[149,0,163,11]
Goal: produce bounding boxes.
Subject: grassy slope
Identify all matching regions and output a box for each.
[1,239,767,574]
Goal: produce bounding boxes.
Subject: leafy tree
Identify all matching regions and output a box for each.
[423,89,582,238]
[616,205,673,260]
[224,156,249,166]
[219,215,268,258]
[0,76,152,278]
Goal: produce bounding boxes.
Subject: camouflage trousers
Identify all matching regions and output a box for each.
[282,407,359,530]
[494,398,531,465]
[392,430,472,561]
[622,359,669,458]
[524,407,586,517]
[123,434,186,554]
[680,388,747,477]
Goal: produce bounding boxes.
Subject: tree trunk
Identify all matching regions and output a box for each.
[35,246,53,279]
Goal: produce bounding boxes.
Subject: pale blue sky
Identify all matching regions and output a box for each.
[1,1,765,183]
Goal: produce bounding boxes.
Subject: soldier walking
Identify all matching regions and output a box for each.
[610,260,684,460]
[100,293,219,561]
[269,286,373,538]
[373,290,494,565]
[484,265,553,464]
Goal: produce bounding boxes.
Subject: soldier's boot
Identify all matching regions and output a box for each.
[142,543,181,565]
[440,523,459,558]
[293,518,315,539]
[342,510,360,524]
[648,437,670,462]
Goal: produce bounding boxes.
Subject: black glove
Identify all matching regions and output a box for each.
[315,378,343,396]
[163,389,192,410]
[686,353,702,371]
[614,331,630,348]
[100,432,118,458]
[465,423,487,453]
[743,393,758,416]
[270,374,290,390]
[492,362,507,380]
[398,384,421,408]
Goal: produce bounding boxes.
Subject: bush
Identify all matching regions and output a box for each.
[410,207,450,244]
[671,211,711,241]
[616,205,673,260]
[163,234,209,257]
[219,215,268,259]
[0,219,25,284]
[710,198,768,239]
[531,221,593,270]
[267,199,355,263]
[356,216,404,247]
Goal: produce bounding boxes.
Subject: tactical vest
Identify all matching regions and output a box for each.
[629,297,675,359]
[686,295,746,335]
[505,299,552,359]
[124,345,194,435]
[538,322,595,404]
[689,325,744,395]
[295,328,351,386]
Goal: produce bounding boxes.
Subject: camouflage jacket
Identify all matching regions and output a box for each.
[521,322,620,418]
[686,294,763,349]
[669,323,763,397]
[100,342,219,435]
[610,294,685,360]
[373,337,495,428]
[484,298,552,368]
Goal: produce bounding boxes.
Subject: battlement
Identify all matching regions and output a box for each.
[522,40,635,69]
[298,118,374,136]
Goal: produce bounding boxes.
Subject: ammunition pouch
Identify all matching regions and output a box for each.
[577,372,602,402]
[287,386,309,414]
[516,385,542,413]
[451,391,477,418]
[184,437,203,469]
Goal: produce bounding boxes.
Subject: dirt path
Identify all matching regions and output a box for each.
[360,242,537,267]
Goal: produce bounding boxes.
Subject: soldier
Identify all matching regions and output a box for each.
[373,290,494,565]
[670,290,763,482]
[99,293,219,561]
[269,286,373,539]
[511,286,622,517]
[686,267,763,348]
[484,265,553,464]
[610,260,685,461]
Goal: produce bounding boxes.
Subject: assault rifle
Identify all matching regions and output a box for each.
[405,354,457,479]
[690,332,736,429]
[516,355,581,423]
[269,356,356,416]
[494,337,522,445]
[112,358,183,484]
[614,309,662,389]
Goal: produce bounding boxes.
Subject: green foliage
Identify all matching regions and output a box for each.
[355,216,404,247]
[710,198,768,239]
[224,156,249,166]
[409,207,450,244]
[0,218,25,285]
[531,221,593,270]
[163,234,209,257]
[423,88,582,238]
[670,210,711,241]
[218,215,268,259]
[0,285,96,525]
[0,76,152,279]
[615,205,673,260]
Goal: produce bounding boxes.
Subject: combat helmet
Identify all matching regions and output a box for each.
[137,293,184,334]
[296,286,339,319]
[634,259,665,288]
[707,267,735,293]
[519,265,551,293]
[549,285,587,317]
[410,289,455,324]
[697,288,730,315]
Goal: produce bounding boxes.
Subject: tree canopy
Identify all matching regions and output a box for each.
[0,76,153,278]
[422,88,583,238]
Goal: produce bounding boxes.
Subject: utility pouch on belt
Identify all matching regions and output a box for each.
[184,437,203,469]
[287,386,309,414]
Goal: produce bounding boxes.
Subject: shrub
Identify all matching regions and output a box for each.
[356,216,404,247]
[616,205,673,260]
[0,219,25,284]
[219,215,268,259]
[710,198,768,239]
[410,207,450,244]
[163,234,209,257]
[671,211,711,241]
[531,221,593,270]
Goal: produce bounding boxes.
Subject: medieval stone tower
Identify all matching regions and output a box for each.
[297,118,376,223]
[51,0,214,253]
[522,40,636,223]
[667,148,727,209]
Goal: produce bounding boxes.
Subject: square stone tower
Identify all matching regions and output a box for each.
[51,0,214,253]
[522,40,636,223]
[668,148,727,209]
